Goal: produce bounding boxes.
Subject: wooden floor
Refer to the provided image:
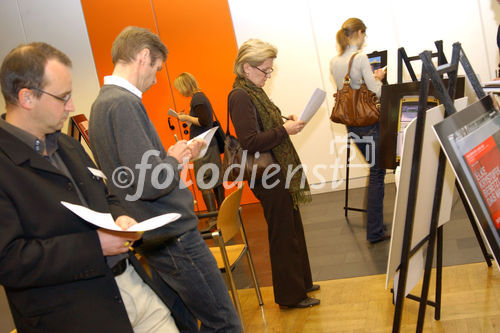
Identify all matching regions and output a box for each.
[237,262,500,332]
[1,186,498,332]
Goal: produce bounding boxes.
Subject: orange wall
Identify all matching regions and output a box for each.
[81,0,258,208]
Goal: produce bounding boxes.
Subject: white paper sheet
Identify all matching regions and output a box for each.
[188,126,218,160]
[61,201,180,232]
[168,108,179,119]
[88,167,107,180]
[299,88,326,123]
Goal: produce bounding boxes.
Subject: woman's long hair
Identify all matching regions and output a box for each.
[336,18,366,55]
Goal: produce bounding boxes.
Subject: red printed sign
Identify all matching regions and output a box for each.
[464,136,500,228]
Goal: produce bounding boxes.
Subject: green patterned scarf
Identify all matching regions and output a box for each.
[233,76,311,208]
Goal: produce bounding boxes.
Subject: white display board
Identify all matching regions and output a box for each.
[385,97,469,300]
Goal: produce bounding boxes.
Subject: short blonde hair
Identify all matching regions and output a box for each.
[233,39,277,77]
[173,72,199,97]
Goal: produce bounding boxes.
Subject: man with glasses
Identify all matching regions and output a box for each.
[0,42,194,332]
[89,26,242,332]
[31,87,72,103]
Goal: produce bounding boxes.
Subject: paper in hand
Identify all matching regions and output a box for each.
[168,108,179,119]
[188,126,218,160]
[299,88,326,123]
[61,201,180,232]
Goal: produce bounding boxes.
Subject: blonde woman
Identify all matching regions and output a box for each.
[229,39,319,308]
[174,72,225,213]
[330,18,389,243]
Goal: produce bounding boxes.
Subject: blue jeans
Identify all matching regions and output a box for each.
[347,123,386,242]
[143,228,242,332]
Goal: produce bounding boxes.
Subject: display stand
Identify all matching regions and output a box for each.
[392,42,492,333]
[397,40,447,84]
[345,42,445,217]
[395,40,492,265]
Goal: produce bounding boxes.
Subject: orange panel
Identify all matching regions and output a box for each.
[151,0,258,205]
[81,0,258,207]
[81,0,175,147]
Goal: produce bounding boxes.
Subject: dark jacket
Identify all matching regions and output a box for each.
[0,128,195,332]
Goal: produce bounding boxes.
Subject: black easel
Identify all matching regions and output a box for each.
[392,42,492,333]
[397,40,447,84]
[345,42,445,217]
[397,41,493,265]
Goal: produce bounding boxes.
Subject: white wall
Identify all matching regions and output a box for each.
[0,0,100,132]
[228,0,500,192]
[228,0,349,193]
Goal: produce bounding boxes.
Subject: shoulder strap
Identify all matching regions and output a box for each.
[212,105,220,124]
[343,52,358,82]
[227,88,242,135]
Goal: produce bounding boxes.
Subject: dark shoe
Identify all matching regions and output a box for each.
[281,297,320,309]
[369,233,391,244]
[306,284,320,293]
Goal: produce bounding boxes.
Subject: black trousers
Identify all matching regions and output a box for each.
[251,172,313,305]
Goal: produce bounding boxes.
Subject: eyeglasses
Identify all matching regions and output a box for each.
[253,66,274,76]
[31,87,72,105]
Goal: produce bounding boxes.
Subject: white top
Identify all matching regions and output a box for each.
[103,75,143,99]
[330,45,382,98]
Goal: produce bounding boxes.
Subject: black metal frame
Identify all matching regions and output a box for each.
[344,140,367,216]
[392,42,492,333]
[397,40,447,84]
[344,43,443,218]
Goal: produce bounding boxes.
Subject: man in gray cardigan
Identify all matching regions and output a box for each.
[89,26,241,332]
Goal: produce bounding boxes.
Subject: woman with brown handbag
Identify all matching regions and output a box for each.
[228,38,320,308]
[330,18,390,244]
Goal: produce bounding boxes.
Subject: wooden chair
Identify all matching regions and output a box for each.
[67,114,90,145]
[201,184,263,321]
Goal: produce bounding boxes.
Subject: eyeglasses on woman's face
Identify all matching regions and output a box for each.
[252,65,274,77]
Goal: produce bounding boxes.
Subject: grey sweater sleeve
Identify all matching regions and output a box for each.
[91,92,181,201]
[113,100,181,200]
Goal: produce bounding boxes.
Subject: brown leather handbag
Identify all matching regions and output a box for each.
[330,53,381,127]
[222,134,274,181]
[223,89,274,181]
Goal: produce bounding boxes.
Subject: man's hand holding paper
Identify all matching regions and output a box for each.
[168,140,192,164]
[187,138,207,160]
[187,127,218,160]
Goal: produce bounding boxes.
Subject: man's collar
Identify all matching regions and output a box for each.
[0,116,60,157]
[103,75,142,99]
